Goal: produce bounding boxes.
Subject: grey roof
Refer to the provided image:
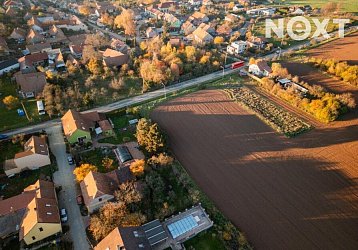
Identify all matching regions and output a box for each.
[0,58,18,70]
[141,219,168,246]
[116,146,133,163]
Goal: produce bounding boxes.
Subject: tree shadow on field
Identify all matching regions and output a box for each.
[151,106,358,249]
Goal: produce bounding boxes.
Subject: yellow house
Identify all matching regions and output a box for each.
[19,180,62,245]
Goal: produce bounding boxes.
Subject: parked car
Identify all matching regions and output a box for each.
[67,156,74,165]
[60,208,68,223]
[76,195,83,205]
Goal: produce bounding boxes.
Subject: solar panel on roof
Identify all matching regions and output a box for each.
[167,215,199,239]
[141,219,168,246]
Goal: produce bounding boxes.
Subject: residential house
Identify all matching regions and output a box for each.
[164,13,181,30]
[233,4,245,12]
[227,40,247,54]
[26,42,52,54]
[57,15,88,32]
[188,12,209,26]
[0,58,19,76]
[102,48,129,68]
[26,29,45,44]
[202,0,213,6]
[94,226,151,250]
[14,71,47,98]
[169,38,182,47]
[95,205,213,249]
[9,27,26,42]
[198,23,215,35]
[0,190,35,240]
[225,14,239,23]
[27,17,44,33]
[19,180,62,246]
[146,7,164,19]
[110,38,130,54]
[181,21,196,35]
[95,2,116,17]
[247,36,267,49]
[18,52,48,73]
[67,34,87,46]
[5,6,17,17]
[192,27,213,44]
[80,168,134,213]
[246,7,275,16]
[4,136,51,176]
[66,54,80,67]
[69,44,83,58]
[291,7,305,15]
[249,60,272,77]
[157,1,176,13]
[23,12,33,21]
[146,27,159,39]
[216,24,232,37]
[189,0,202,6]
[47,48,65,70]
[61,109,113,144]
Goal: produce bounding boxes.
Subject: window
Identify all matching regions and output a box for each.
[32,236,36,240]
[99,198,102,202]
[39,227,43,232]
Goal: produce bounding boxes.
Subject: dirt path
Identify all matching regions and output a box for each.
[151,90,358,250]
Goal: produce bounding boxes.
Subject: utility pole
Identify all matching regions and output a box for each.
[161,82,166,99]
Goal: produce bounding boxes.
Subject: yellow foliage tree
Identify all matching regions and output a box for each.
[129,159,145,176]
[214,36,225,44]
[2,95,19,110]
[73,164,98,182]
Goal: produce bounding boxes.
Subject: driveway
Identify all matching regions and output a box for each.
[46,125,90,250]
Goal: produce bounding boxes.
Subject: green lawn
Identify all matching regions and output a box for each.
[0,164,57,198]
[0,77,50,132]
[80,148,118,173]
[184,230,226,250]
[274,0,358,12]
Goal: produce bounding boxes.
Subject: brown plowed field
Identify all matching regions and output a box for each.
[306,32,358,65]
[151,90,358,250]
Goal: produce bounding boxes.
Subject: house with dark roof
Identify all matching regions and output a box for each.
[94,226,151,250]
[9,27,26,42]
[0,58,19,76]
[14,71,47,98]
[4,136,51,176]
[102,48,129,68]
[80,168,134,213]
[18,52,48,73]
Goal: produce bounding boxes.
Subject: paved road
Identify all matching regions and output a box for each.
[3,67,240,136]
[47,125,90,250]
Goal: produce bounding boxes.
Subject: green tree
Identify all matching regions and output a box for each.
[136,118,165,154]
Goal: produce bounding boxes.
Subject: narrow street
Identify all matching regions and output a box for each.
[46,125,90,250]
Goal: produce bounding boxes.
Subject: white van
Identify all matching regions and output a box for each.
[37,100,46,115]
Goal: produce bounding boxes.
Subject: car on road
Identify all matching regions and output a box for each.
[67,155,74,165]
[0,134,9,140]
[60,208,68,223]
[76,195,83,205]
